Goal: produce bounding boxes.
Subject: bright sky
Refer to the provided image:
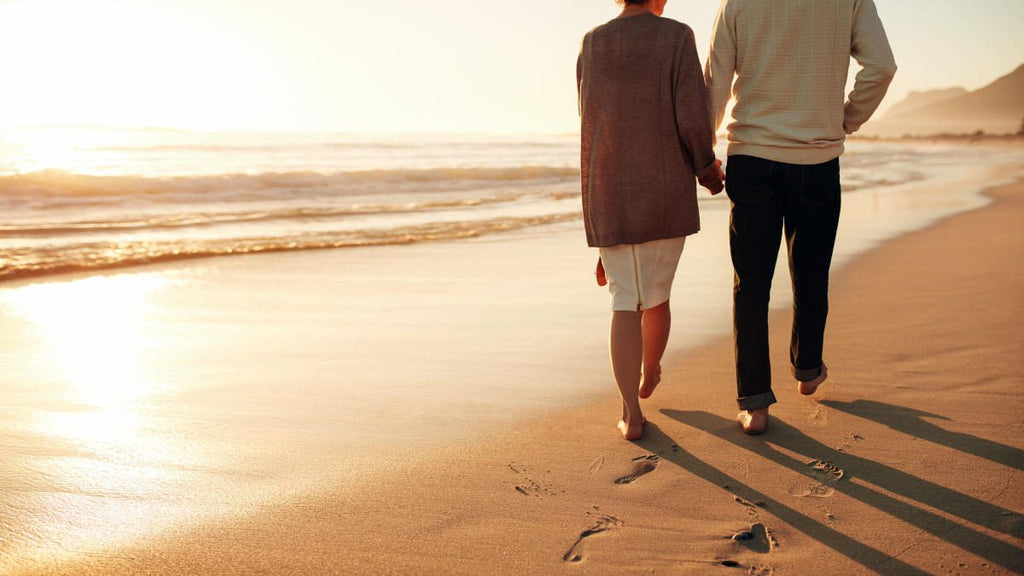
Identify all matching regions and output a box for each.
[0,0,1021,134]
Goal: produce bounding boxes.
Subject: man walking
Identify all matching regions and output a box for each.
[705,0,896,434]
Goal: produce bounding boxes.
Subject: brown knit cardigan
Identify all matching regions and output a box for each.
[577,12,718,247]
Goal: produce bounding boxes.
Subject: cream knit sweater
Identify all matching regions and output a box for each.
[705,0,897,164]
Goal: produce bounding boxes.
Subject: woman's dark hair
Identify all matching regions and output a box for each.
[616,0,649,4]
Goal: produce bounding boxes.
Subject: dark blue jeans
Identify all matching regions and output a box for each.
[726,155,841,411]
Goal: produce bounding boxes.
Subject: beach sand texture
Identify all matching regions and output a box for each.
[1,158,1023,574]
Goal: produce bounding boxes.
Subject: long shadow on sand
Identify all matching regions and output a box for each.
[821,399,1024,470]
[660,410,1024,573]
[631,422,930,576]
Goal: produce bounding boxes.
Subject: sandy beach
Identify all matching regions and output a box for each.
[1,150,1022,575]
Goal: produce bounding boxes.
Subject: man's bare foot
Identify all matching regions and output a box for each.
[638,365,661,399]
[617,416,645,441]
[797,364,828,396]
[737,408,769,435]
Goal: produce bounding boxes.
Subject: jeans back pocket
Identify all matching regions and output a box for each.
[725,155,775,205]
[798,158,841,206]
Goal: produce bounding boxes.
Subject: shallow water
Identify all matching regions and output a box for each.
[0,130,967,283]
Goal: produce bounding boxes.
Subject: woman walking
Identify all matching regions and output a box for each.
[577,0,723,440]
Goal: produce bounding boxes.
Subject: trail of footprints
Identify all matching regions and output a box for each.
[555,451,663,563]
[565,429,858,568]
[512,440,823,565]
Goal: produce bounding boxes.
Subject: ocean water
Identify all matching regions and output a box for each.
[0,127,976,283]
[0,129,583,282]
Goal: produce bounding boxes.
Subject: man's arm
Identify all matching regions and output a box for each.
[704,0,735,144]
[844,0,897,134]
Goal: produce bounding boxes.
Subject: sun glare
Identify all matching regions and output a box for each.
[3,127,120,174]
[0,272,205,562]
[0,1,264,131]
[5,273,171,443]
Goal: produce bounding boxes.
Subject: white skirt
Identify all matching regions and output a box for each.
[599,236,686,312]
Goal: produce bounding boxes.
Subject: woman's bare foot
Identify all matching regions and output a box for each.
[797,364,828,396]
[737,408,769,435]
[617,416,645,441]
[638,364,661,399]
[618,401,646,440]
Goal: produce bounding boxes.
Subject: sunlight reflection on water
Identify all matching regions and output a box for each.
[0,273,192,563]
[0,270,385,568]
[8,274,170,452]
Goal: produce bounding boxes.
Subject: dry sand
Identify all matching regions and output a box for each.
[11,179,1022,574]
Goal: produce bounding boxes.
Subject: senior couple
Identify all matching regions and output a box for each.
[577,0,896,439]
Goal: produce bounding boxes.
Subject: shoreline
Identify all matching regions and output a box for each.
[2,158,1023,574]
[2,139,1016,290]
[851,133,1024,146]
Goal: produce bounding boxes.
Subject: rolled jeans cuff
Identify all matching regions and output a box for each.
[793,364,824,383]
[737,390,777,411]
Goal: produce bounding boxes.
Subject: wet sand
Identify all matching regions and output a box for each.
[2,164,1023,574]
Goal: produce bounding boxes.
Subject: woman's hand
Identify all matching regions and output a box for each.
[699,159,726,195]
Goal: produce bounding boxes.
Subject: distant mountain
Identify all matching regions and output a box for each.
[864,63,1024,137]
[882,87,967,118]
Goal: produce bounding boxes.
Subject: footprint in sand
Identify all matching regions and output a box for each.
[509,462,561,497]
[789,459,844,498]
[789,483,835,498]
[808,459,845,480]
[562,512,624,562]
[803,402,829,426]
[614,455,660,485]
[730,522,776,554]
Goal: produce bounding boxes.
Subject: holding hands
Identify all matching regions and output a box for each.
[698,158,726,195]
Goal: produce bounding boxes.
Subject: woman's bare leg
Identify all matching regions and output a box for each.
[639,300,671,399]
[610,310,644,440]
